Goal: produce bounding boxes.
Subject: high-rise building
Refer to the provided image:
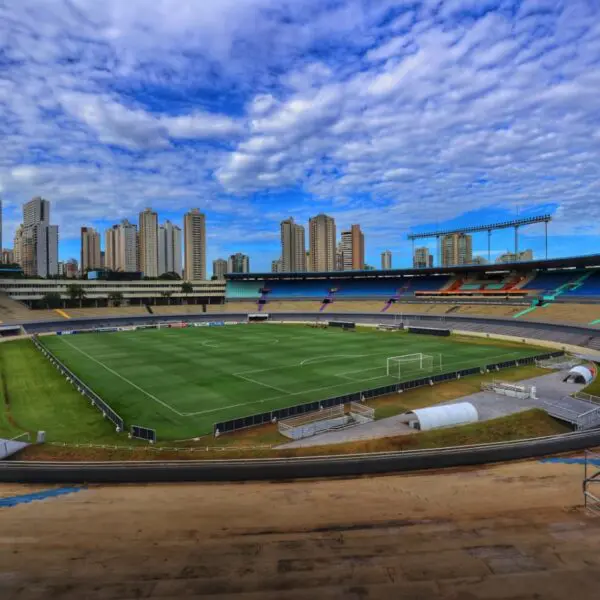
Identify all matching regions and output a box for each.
[138,208,159,277]
[105,220,139,272]
[441,233,472,267]
[80,227,102,274]
[228,253,249,273]
[21,197,58,277]
[381,250,392,270]
[65,258,78,278]
[212,258,228,280]
[496,249,533,264]
[158,220,182,276]
[280,217,306,272]
[413,246,432,269]
[339,233,351,271]
[335,242,345,271]
[2,249,14,264]
[338,225,364,271]
[183,209,206,281]
[309,213,336,272]
[271,258,282,273]
[13,225,24,268]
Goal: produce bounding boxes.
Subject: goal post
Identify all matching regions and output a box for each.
[386,353,442,378]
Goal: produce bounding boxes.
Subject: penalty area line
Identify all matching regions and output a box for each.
[55,336,186,417]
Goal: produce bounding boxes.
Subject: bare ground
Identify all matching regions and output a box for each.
[1,458,600,599]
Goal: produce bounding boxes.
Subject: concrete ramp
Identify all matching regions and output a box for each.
[1,438,29,460]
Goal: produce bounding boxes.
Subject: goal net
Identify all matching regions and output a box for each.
[386,353,441,379]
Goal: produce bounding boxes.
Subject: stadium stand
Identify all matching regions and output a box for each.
[229,276,452,299]
[562,269,600,297]
[0,293,60,324]
[153,305,210,315]
[64,306,149,319]
[520,303,600,324]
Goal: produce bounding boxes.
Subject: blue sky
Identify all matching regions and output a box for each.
[1,0,600,273]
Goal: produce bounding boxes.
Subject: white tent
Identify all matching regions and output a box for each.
[564,365,594,384]
[404,402,479,431]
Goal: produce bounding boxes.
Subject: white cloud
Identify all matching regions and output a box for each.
[2,0,600,265]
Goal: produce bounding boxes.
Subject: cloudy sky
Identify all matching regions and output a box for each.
[1,0,599,272]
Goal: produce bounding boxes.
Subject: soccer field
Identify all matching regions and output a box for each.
[40,324,542,439]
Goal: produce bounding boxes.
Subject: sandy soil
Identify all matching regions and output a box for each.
[1,459,600,599]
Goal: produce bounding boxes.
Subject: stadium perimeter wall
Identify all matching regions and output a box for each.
[2,429,600,483]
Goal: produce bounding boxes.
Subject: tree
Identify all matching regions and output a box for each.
[66,283,86,308]
[108,292,124,307]
[181,281,193,304]
[41,292,62,309]
[160,291,173,305]
[158,272,181,280]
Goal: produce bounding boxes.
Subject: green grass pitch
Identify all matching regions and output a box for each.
[39,324,543,440]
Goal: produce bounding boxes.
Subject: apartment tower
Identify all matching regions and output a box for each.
[212,258,228,280]
[227,253,249,274]
[138,208,159,277]
[441,233,473,267]
[309,213,336,272]
[280,217,306,272]
[381,250,392,270]
[413,247,432,269]
[21,197,58,277]
[339,224,364,271]
[80,227,102,274]
[183,209,206,281]
[105,220,139,272]
[158,220,182,276]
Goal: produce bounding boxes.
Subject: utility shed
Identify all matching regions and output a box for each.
[404,402,479,431]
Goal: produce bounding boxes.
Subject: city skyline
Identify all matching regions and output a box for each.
[0,196,550,277]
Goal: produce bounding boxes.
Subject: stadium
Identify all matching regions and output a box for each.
[1,251,599,484]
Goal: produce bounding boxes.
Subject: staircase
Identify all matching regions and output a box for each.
[514,300,540,319]
[444,278,463,292]
[320,288,337,312]
[381,292,400,312]
[515,271,594,319]
[544,271,593,302]
[257,288,270,312]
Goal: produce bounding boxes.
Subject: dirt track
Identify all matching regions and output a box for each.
[1,459,600,599]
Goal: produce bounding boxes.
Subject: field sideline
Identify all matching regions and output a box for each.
[40,324,543,439]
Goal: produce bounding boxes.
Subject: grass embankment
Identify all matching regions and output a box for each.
[18,409,569,461]
[0,340,122,443]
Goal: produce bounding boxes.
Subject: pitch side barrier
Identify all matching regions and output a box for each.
[407,326,451,336]
[213,350,564,435]
[31,336,125,432]
[2,428,600,484]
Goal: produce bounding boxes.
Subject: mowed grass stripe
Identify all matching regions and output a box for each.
[41,325,542,439]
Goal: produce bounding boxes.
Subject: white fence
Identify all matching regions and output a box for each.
[277,405,354,440]
[349,402,375,424]
[481,379,534,399]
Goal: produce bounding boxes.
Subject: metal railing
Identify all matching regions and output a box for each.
[31,335,125,432]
